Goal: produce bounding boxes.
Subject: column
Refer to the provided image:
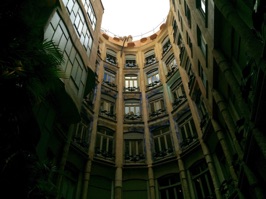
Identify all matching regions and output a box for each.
[211,119,245,198]
[200,139,222,199]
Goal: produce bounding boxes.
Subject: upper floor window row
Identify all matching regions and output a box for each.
[125,75,139,92]
[106,49,117,65]
[146,69,160,89]
[162,37,172,56]
[81,0,97,30]
[63,0,93,57]
[145,50,156,66]
[196,0,206,16]
[103,69,116,88]
[125,54,137,68]
[45,12,88,99]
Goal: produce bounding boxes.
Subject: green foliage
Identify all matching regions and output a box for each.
[0,0,65,104]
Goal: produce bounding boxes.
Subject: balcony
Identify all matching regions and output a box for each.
[162,42,172,56]
[219,178,237,199]
[100,110,116,120]
[95,148,115,161]
[73,137,89,150]
[125,154,145,163]
[106,54,117,65]
[166,64,178,78]
[145,56,157,66]
[125,61,137,68]
[124,86,140,92]
[172,96,186,109]
[180,135,198,149]
[146,80,161,89]
[103,80,117,89]
[124,112,142,121]
[149,109,166,118]
[153,148,174,161]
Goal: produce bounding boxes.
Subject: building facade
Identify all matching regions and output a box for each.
[9,0,266,198]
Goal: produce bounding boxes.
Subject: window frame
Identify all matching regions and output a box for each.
[124,132,145,163]
[124,75,139,92]
[95,127,115,160]
[152,126,173,160]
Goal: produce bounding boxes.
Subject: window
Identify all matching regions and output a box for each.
[84,88,95,108]
[165,54,178,77]
[147,69,160,88]
[62,0,93,56]
[172,85,186,108]
[158,174,183,199]
[81,0,97,30]
[196,97,209,130]
[179,116,197,148]
[153,126,173,160]
[124,101,141,120]
[125,75,139,91]
[196,0,206,16]
[190,160,215,199]
[162,37,171,56]
[100,99,116,119]
[124,132,145,163]
[73,122,90,149]
[149,98,165,118]
[184,1,191,28]
[145,50,156,66]
[125,54,137,68]
[106,49,117,65]
[186,32,193,57]
[198,61,207,88]
[44,12,88,98]
[95,127,115,160]
[172,19,180,44]
[197,26,207,57]
[103,70,116,88]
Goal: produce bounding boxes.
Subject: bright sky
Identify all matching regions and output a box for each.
[101,0,170,40]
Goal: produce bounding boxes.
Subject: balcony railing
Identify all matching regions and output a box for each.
[100,110,116,120]
[153,148,174,160]
[125,61,137,68]
[180,135,198,149]
[106,55,117,65]
[145,57,156,66]
[146,80,161,89]
[124,86,140,92]
[149,109,166,118]
[219,178,237,199]
[166,65,178,77]
[95,148,115,161]
[124,112,142,121]
[125,154,145,163]
[172,96,186,109]
[162,43,172,56]
[73,137,89,150]
[103,80,117,88]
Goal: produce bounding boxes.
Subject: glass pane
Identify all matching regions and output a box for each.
[160,137,166,150]
[108,139,113,154]
[154,138,160,152]
[102,137,107,151]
